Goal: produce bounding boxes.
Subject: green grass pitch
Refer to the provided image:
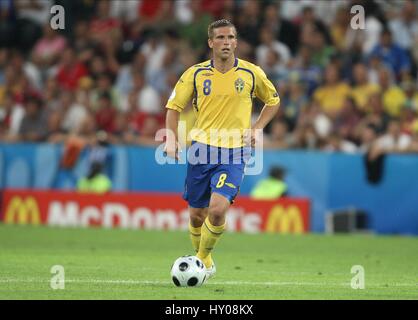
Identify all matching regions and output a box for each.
[0,224,417,300]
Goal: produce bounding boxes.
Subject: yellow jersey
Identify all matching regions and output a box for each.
[313,82,351,114]
[166,58,280,148]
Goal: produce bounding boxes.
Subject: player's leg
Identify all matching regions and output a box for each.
[197,192,230,269]
[188,207,208,253]
[197,157,245,269]
[183,156,213,255]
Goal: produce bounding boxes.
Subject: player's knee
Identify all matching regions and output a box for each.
[208,203,227,225]
[189,208,207,226]
[190,215,204,226]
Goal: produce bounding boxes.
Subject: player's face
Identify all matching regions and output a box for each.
[208,26,237,61]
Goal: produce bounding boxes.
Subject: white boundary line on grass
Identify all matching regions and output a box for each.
[0,278,417,288]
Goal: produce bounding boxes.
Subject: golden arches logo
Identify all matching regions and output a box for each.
[266,205,304,234]
[4,196,41,225]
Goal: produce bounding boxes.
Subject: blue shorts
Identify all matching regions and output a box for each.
[183,141,250,208]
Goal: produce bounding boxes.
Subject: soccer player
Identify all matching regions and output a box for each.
[164,19,280,278]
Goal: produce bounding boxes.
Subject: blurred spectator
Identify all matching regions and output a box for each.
[0,92,25,141]
[77,161,112,193]
[373,120,412,155]
[88,55,109,82]
[89,0,122,47]
[17,96,48,142]
[313,63,351,116]
[178,0,213,56]
[0,48,7,85]
[138,0,171,26]
[235,0,261,47]
[280,73,308,130]
[70,20,94,55]
[256,26,291,71]
[95,91,117,134]
[321,131,358,153]
[137,115,162,146]
[46,110,66,144]
[377,66,407,118]
[60,135,86,169]
[56,48,88,91]
[8,49,41,93]
[110,0,140,23]
[280,0,306,21]
[264,119,293,150]
[250,166,288,200]
[310,31,335,68]
[107,111,138,145]
[15,0,51,52]
[388,0,418,52]
[0,0,17,48]
[263,49,289,86]
[369,28,411,80]
[89,72,120,112]
[288,45,322,96]
[367,53,383,85]
[264,3,299,54]
[350,62,380,112]
[174,0,194,25]
[115,51,146,97]
[407,120,418,152]
[358,124,379,153]
[399,105,417,137]
[140,31,169,83]
[148,45,184,96]
[402,81,418,112]
[360,92,389,134]
[330,5,351,52]
[293,123,320,150]
[333,97,362,143]
[294,3,332,46]
[31,24,67,80]
[59,90,88,134]
[129,72,161,115]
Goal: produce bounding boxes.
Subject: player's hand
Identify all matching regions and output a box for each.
[164,141,182,160]
[245,128,262,148]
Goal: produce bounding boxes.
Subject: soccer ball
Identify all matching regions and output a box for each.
[170,255,207,287]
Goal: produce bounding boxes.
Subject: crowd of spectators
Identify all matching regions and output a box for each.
[1,0,418,157]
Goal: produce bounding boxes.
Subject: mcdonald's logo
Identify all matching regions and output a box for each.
[4,196,41,225]
[266,205,304,234]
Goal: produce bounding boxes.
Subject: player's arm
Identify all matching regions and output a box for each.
[253,103,280,130]
[164,67,195,159]
[165,109,181,159]
[251,66,281,146]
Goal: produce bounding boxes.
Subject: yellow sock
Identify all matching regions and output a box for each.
[197,217,225,268]
[189,222,212,263]
[188,223,201,253]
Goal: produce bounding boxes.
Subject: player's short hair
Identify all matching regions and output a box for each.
[208,19,237,39]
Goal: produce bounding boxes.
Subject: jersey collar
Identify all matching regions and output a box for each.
[210,58,239,72]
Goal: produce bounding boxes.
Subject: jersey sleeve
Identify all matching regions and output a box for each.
[165,67,195,112]
[254,66,280,107]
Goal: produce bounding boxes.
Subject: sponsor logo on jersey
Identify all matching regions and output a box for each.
[225,182,237,189]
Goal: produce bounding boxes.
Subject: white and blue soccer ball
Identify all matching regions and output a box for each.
[170,255,207,287]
